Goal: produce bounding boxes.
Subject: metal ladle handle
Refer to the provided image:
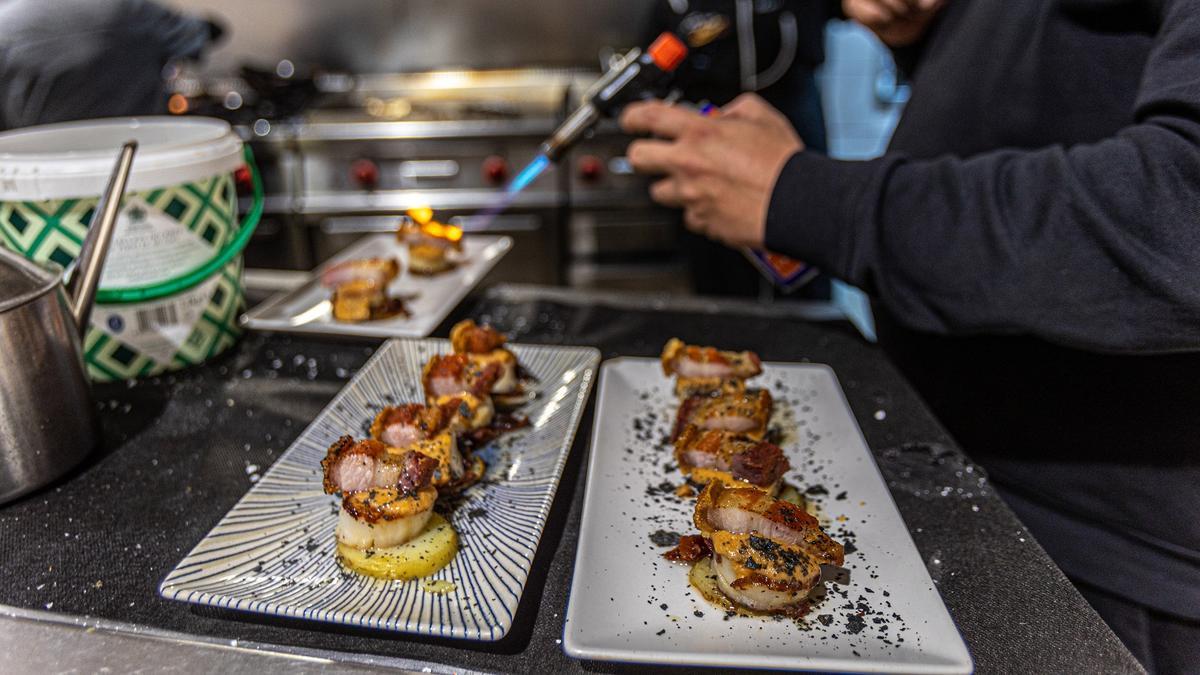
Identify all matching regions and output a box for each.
[66,141,137,335]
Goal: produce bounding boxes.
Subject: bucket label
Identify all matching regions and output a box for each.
[99,196,217,288]
[94,275,218,367]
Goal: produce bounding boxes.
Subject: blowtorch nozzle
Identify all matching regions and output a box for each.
[538,31,688,164]
[539,103,600,162]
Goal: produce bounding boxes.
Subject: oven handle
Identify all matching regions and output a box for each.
[399,160,460,179]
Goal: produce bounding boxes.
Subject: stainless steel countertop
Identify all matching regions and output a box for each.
[0,604,472,674]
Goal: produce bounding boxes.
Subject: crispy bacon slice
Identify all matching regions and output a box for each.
[322,437,401,494]
[322,437,440,495]
[674,426,789,489]
[663,533,713,563]
[320,258,400,289]
[371,403,453,449]
[694,481,844,568]
[421,353,502,399]
[661,338,762,380]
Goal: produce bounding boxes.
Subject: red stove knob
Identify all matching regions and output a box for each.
[234,164,253,195]
[578,155,604,182]
[482,155,508,185]
[351,159,379,190]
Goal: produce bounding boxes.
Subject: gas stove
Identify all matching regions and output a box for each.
[176,67,680,289]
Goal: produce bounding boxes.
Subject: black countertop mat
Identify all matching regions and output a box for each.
[0,289,1141,674]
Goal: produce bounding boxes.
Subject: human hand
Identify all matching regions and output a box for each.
[619,94,803,250]
[843,0,946,47]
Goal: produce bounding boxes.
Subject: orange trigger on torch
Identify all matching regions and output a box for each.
[647,32,688,72]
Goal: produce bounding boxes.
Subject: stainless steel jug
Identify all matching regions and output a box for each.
[0,142,136,504]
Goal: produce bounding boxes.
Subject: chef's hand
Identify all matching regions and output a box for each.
[843,0,946,47]
[620,94,802,249]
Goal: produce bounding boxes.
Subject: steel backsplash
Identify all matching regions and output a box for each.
[161,0,654,74]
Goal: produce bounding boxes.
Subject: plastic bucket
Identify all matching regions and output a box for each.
[0,117,262,381]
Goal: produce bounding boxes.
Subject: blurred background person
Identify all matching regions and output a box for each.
[0,0,222,131]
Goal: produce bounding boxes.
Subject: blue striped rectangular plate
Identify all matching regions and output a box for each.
[159,338,599,641]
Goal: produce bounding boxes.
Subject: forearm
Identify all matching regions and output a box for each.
[765,120,1200,353]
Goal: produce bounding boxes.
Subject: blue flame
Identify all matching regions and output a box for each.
[473,154,552,233]
[507,154,549,194]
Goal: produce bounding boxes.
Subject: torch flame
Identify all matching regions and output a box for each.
[406,206,435,225]
[423,221,463,242]
[400,207,463,247]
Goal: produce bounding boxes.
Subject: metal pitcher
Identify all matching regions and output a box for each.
[0,142,137,504]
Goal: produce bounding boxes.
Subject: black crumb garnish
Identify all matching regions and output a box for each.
[649,530,681,547]
[656,629,666,636]
[817,614,834,626]
[845,614,866,634]
[844,540,859,555]
[467,507,488,520]
[694,610,704,618]
[835,491,848,501]
[804,484,829,496]
[747,534,807,576]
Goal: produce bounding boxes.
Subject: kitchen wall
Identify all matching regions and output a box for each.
[161,0,654,73]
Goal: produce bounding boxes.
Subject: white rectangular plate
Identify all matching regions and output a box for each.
[243,233,512,338]
[564,358,973,673]
[160,338,599,641]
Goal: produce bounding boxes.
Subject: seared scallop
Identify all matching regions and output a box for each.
[450,319,507,354]
[410,431,465,487]
[674,376,747,399]
[674,389,773,441]
[468,348,519,395]
[337,483,438,550]
[432,392,494,431]
[710,530,821,612]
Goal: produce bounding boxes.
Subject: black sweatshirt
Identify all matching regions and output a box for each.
[764,0,1200,618]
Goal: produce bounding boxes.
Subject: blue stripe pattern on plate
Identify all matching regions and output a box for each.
[159,338,599,641]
